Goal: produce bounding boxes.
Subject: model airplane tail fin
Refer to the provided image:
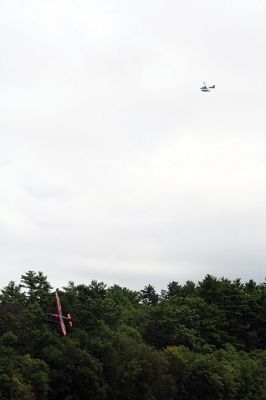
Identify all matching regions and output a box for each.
[67,313,73,328]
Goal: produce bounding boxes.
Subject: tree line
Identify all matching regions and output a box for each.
[1,271,266,399]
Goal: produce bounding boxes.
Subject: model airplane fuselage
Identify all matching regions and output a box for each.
[200,82,215,92]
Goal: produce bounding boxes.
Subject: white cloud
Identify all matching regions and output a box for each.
[1,0,266,289]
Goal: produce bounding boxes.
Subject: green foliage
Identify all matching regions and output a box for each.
[0,281,26,305]
[20,271,52,307]
[1,271,266,399]
[139,284,159,306]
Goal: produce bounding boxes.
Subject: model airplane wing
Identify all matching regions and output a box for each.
[55,292,67,336]
[47,292,72,337]
[200,81,209,91]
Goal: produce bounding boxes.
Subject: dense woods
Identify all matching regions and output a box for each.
[1,271,266,399]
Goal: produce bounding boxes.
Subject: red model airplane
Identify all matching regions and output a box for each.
[48,292,72,336]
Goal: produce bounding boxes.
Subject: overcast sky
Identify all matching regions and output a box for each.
[1,0,266,290]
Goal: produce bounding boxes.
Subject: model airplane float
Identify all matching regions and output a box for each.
[47,292,72,336]
[200,81,215,92]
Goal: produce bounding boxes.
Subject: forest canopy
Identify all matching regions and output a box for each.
[1,271,266,399]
